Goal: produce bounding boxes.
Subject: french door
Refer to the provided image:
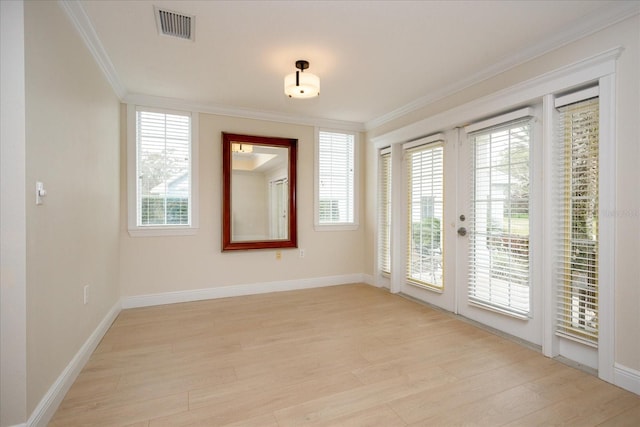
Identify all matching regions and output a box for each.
[455,109,543,345]
[398,109,543,345]
[388,77,613,378]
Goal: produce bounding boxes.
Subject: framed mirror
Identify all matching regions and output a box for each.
[222,133,297,251]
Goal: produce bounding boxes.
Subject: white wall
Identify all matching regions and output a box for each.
[0,1,27,425]
[24,0,121,415]
[10,4,638,424]
[365,14,640,373]
[119,113,366,298]
[232,170,268,240]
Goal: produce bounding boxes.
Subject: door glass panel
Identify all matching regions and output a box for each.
[406,143,444,289]
[468,120,531,316]
[555,97,599,345]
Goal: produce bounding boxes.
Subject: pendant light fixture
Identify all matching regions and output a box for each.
[284,60,320,99]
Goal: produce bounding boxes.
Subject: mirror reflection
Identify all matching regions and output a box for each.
[231,143,289,241]
[222,133,297,251]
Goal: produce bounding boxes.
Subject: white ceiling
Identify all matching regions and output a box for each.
[74,0,637,129]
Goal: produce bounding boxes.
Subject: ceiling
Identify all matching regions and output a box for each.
[73,0,637,129]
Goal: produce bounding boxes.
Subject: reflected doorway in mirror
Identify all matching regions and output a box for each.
[222,133,297,251]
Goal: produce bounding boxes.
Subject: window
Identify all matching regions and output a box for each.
[406,140,444,289]
[127,106,198,236]
[555,90,599,346]
[316,130,357,229]
[378,148,392,274]
[467,116,532,316]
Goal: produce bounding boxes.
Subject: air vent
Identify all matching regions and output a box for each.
[155,7,194,40]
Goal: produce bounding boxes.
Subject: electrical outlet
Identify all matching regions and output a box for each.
[299,249,305,258]
[275,251,282,260]
[83,285,89,305]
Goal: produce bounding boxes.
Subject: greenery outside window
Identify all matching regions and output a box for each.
[467,118,532,316]
[127,105,199,236]
[555,94,600,346]
[406,141,444,290]
[315,129,358,230]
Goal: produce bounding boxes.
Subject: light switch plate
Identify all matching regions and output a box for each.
[36,181,47,205]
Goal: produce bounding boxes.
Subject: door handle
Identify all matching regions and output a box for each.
[457,227,467,237]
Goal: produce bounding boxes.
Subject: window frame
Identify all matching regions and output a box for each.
[553,88,600,347]
[378,147,392,275]
[465,114,534,318]
[127,104,199,237]
[371,48,619,382]
[404,137,445,291]
[314,128,359,231]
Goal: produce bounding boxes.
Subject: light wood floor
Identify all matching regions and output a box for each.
[51,284,640,426]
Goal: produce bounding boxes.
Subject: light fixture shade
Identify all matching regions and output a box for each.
[231,143,253,154]
[284,71,320,98]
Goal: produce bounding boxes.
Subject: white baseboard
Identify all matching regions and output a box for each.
[614,363,640,395]
[362,274,374,286]
[27,301,121,427]
[19,276,639,427]
[24,275,366,426]
[122,274,366,309]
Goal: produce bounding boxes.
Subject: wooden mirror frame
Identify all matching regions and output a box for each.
[222,132,298,251]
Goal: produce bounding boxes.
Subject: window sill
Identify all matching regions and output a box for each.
[128,227,198,237]
[468,299,530,320]
[407,280,444,294]
[314,223,359,232]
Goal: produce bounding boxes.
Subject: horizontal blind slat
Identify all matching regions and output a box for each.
[318,131,355,224]
[553,97,599,346]
[468,118,531,316]
[406,143,444,290]
[378,151,392,274]
[137,110,191,226]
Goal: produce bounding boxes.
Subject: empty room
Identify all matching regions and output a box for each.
[2,0,640,426]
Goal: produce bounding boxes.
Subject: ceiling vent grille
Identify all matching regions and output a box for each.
[155,7,194,40]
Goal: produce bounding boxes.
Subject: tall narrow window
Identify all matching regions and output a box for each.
[136,109,192,227]
[406,142,444,289]
[468,118,531,316]
[316,130,357,228]
[378,148,392,274]
[555,93,599,346]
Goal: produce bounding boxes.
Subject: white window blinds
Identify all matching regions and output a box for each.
[406,142,444,289]
[554,94,599,346]
[378,148,392,275]
[468,118,531,316]
[318,131,355,224]
[136,109,191,226]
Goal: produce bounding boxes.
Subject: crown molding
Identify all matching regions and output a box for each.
[124,93,365,132]
[59,0,636,135]
[365,1,640,131]
[58,0,127,99]
[58,1,364,133]
[371,46,623,146]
